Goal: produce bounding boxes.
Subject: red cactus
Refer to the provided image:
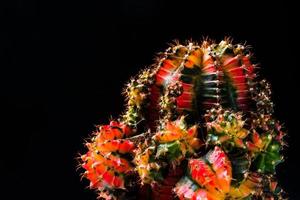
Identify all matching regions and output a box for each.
[79,39,286,200]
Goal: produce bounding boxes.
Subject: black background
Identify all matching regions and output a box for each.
[1,1,296,199]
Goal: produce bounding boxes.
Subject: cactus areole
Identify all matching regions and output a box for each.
[78,39,287,200]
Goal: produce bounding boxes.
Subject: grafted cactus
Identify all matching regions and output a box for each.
[78,39,286,200]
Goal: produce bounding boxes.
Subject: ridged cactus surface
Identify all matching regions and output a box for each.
[78,39,286,200]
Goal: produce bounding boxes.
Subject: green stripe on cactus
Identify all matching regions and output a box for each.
[178,66,203,122]
[228,150,250,186]
[180,67,201,84]
[241,196,252,200]
[207,128,241,152]
[149,169,164,182]
[156,141,182,161]
[273,184,284,196]
[201,74,219,97]
[222,72,238,110]
[252,140,283,173]
[179,65,221,121]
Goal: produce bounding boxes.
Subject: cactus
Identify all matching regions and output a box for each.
[78,39,286,199]
[134,116,203,184]
[80,121,138,199]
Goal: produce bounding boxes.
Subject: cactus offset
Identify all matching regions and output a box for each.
[79,39,287,200]
[80,121,138,199]
[134,116,203,184]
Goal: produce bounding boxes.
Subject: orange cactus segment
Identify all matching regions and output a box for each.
[188,147,232,197]
[246,130,267,153]
[189,159,218,190]
[84,152,132,173]
[206,146,232,193]
[188,138,203,150]
[234,137,246,148]
[94,162,108,176]
[252,130,264,148]
[153,117,201,146]
[222,55,240,70]
[269,179,278,192]
[97,126,123,142]
[96,122,134,143]
[113,175,125,188]
[80,120,136,193]
[118,140,135,154]
[229,173,262,198]
[102,170,115,186]
[166,119,183,133]
[97,140,135,154]
[96,167,125,189]
[153,130,183,143]
[105,153,132,173]
[121,124,134,137]
[246,141,258,152]
[83,161,108,189]
[185,48,203,68]
[81,152,129,190]
[86,172,102,189]
[135,148,154,183]
[97,140,119,152]
[153,119,184,143]
[187,125,198,138]
[242,55,255,75]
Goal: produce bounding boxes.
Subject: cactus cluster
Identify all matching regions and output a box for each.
[78,38,286,200]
